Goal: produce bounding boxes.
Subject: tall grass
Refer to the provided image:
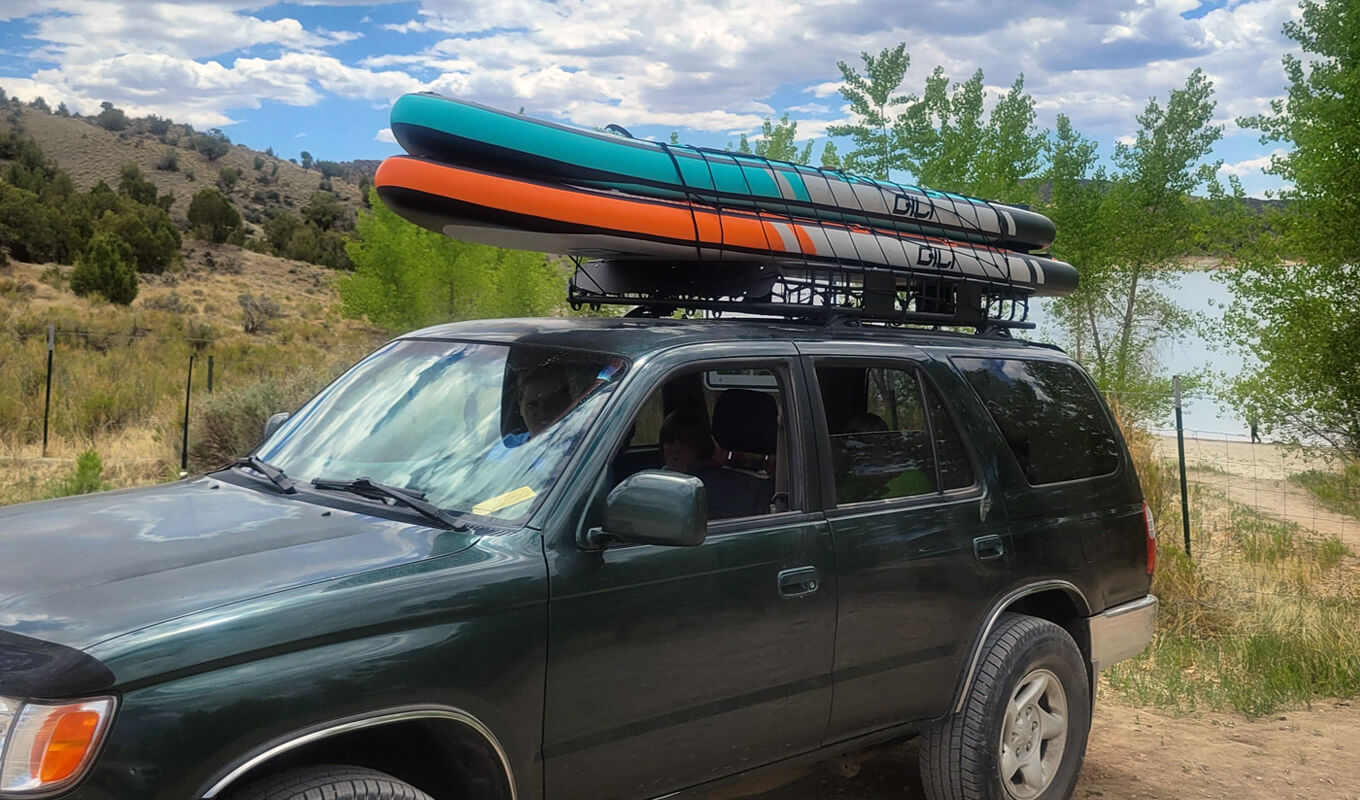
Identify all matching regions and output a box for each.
[0,263,384,490]
[1291,463,1360,519]
[1107,415,1360,717]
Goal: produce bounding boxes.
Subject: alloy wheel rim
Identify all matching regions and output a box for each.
[998,667,1068,800]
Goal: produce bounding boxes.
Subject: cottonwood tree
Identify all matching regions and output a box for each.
[827,44,1044,202]
[826,43,912,179]
[1065,70,1221,419]
[340,191,566,331]
[1228,0,1360,458]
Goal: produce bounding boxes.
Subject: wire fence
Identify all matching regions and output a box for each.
[0,324,381,472]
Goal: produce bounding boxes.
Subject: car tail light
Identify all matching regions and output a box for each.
[0,697,116,793]
[1143,501,1156,575]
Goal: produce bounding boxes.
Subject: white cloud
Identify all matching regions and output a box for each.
[805,81,844,99]
[0,0,1304,180]
[375,127,396,143]
[1219,148,1286,177]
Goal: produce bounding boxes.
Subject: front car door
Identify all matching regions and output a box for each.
[542,343,837,800]
[800,342,1013,742]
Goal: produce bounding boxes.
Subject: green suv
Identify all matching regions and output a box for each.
[0,316,1156,800]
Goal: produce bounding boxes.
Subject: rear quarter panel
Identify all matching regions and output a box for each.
[924,346,1150,614]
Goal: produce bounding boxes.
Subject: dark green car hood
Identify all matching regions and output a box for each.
[0,477,474,694]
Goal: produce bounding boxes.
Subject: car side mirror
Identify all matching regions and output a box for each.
[263,411,290,439]
[584,471,707,549]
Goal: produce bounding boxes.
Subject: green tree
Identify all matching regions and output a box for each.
[0,183,81,263]
[1228,0,1360,457]
[97,101,128,132]
[1042,115,1115,367]
[146,115,172,136]
[118,163,159,206]
[896,69,1044,201]
[217,165,243,193]
[55,101,70,117]
[300,150,313,170]
[29,96,49,112]
[70,231,138,304]
[263,211,302,254]
[751,114,814,163]
[340,190,565,330]
[194,130,230,162]
[187,187,242,243]
[820,140,840,168]
[301,191,351,232]
[1050,71,1221,419]
[827,43,912,178]
[96,205,181,274]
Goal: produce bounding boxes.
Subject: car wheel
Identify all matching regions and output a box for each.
[919,613,1090,800]
[226,765,435,800]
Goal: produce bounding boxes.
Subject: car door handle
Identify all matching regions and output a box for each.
[778,567,821,599]
[973,535,1005,561]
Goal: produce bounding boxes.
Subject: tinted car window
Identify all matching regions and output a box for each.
[818,366,976,503]
[953,357,1120,485]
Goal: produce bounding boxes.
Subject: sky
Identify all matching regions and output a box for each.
[0,0,1302,197]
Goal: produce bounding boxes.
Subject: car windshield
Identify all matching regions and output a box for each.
[253,339,628,523]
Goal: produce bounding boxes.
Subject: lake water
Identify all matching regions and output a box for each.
[1027,270,1250,440]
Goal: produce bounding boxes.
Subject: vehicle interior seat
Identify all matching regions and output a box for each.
[693,389,777,520]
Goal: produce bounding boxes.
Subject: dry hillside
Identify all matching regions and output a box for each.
[0,104,368,229]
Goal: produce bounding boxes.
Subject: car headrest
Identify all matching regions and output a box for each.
[712,389,777,456]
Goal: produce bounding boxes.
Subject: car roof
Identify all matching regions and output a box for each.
[401,316,1062,360]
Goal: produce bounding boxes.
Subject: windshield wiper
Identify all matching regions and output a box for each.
[311,477,468,531]
[234,455,296,494]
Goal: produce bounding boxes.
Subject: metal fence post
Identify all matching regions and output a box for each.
[180,354,194,475]
[41,323,54,457]
[207,354,215,393]
[1174,375,1192,559]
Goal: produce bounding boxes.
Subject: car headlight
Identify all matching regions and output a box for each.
[0,696,116,794]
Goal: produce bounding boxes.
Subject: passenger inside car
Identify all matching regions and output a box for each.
[659,408,718,474]
[610,368,789,521]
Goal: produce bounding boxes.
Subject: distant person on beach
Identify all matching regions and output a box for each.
[1249,417,1261,444]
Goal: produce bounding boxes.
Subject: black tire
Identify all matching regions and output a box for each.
[226,765,436,800]
[919,613,1091,800]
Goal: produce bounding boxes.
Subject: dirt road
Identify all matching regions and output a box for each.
[723,697,1360,800]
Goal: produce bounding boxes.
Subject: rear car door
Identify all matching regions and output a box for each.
[543,345,837,800]
[801,344,1013,741]
[949,354,1150,611]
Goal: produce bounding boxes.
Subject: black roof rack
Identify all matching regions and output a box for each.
[567,259,1035,334]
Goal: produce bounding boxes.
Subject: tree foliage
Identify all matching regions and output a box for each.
[193,130,230,162]
[97,101,128,132]
[1043,71,1221,421]
[826,44,1043,202]
[70,231,138,305]
[187,187,242,243]
[118,163,158,206]
[1228,0,1360,458]
[96,204,180,274]
[339,190,567,331]
[751,115,814,163]
[826,43,912,179]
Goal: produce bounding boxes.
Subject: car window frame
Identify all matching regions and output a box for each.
[806,354,982,514]
[585,352,819,542]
